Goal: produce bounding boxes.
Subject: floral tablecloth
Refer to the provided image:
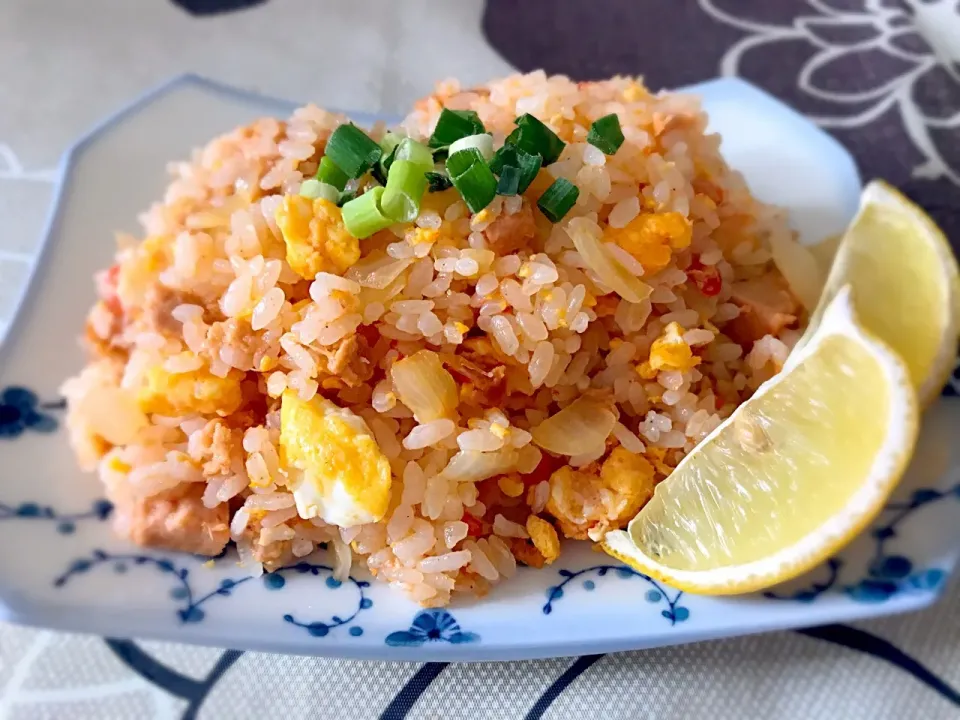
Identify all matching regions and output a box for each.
[2,1,959,717]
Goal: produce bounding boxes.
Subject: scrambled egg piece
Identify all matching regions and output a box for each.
[648,322,701,372]
[605,212,692,273]
[546,448,656,541]
[279,390,391,527]
[526,515,561,564]
[275,196,360,280]
[138,356,244,416]
[118,235,171,305]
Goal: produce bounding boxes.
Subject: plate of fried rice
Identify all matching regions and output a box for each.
[1,73,958,660]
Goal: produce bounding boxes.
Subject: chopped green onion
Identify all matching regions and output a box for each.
[587,114,625,155]
[489,144,542,193]
[537,178,579,222]
[509,114,566,165]
[316,156,349,191]
[425,171,453,192]
[496,165,521,196]
[299,179,340,203]
[428,108,485,149]
[380,132,403,156]
[337,189,358,207]
[371,143,397,186]
[446,149,498,213]
[394,138,435,171]
[448,133,494,162]
[325,124,382,179]
[341,187,393,238]
[381,160,429,222]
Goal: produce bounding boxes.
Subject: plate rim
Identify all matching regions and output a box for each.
[3,73,947,662]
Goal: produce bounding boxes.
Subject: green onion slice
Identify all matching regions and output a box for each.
[316,156,349,191]
[425,172,453,192]
[508,114,566,165]
[448,133,494,162]
[446,148,498,213]
[299,179,340,203]
[587,114,625,155]
[495,166,521,196]
[428,108,485,149]
[325,124,383,179]
[489,144,542,193]
[537,177,579,222]
[341,187,393,238]
[394,138,435,171]
[371,144,397,186]
[381,159,429,223]
[380,131,403,156]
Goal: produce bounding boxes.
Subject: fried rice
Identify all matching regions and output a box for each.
[62,72,807,607]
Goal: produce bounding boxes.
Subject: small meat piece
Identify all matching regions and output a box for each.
[143,286,189,335]
[115,484,229,556]
[509,537,548,569]
[483,201,537,255]
[191,418,242,476]
[440,350,506,398]
[315,334,371,387]
[546,447,656,541]
[725,275,799,347]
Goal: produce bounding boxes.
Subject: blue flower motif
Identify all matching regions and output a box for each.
[0,387,60,439]
[543,565,688,625]
[384,610,480,647]
[54,551,370,637]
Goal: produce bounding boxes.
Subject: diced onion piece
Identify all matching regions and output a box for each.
[530,396,617,456]
[299,179,340,203]
[390,350,458,422]
[341,187,393,239]
[567,217,651,303]
[449,133,494,162]
[769,232,824,311]
[440,448,520,483]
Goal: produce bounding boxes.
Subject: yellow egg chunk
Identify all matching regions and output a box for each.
[648,322,700,371]
[279,390,391,527]
[605,212,692,273]
[138,357,244,416]
[275,195,360,280]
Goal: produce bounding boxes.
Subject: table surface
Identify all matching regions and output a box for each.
[2,1,959,718]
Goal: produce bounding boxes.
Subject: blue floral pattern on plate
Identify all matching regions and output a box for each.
[765,484,958,604]
[543,565,689,624]
[385,610,480,647]
[54,550,373,637]
[0,499,113,534]
[0,387,63,438]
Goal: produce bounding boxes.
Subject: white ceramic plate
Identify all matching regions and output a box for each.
[1,76,959,661]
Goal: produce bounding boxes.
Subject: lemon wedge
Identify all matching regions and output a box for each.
[603,287,918,594]
[802,181,960,406]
